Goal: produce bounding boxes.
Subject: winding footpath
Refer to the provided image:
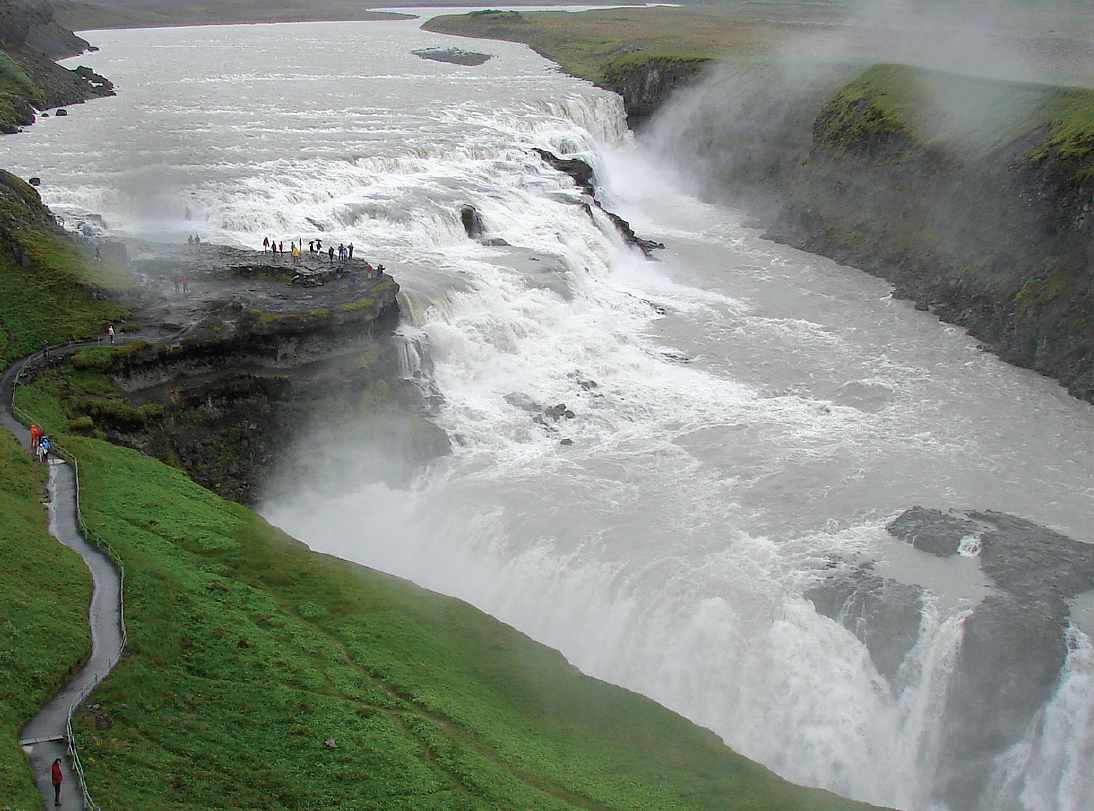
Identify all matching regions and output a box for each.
[2,350,125,811]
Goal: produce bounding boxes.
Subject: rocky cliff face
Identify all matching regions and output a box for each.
[0,0,113,132]
[600,57,710,130]
[52,247,449,504]
[766,64,1094,402]
[808,507,1094,811]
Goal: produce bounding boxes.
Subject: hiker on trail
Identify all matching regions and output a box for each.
[30,424,40,453]
[263,236,269,252]
[291,243,300,262]
[328,245,335,264]
[308,240,314,252]
[37,434,51,464]
[348,243,354,260]
[107,325,115,344]
[182,278,189,294]
[278,241,284,254]
[173,276,180,293]
[41,339,49,358]
[51,757,63,805]
[315,239,322,251]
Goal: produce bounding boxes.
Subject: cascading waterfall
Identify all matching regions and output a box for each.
[985,629,1094,811]
[393,325,443,411]
[4,19,1094,811]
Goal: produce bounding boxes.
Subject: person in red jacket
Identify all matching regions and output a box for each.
[51,757,63,805]
[30,424,40,453]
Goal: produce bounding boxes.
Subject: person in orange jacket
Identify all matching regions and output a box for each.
[30,424,40,453]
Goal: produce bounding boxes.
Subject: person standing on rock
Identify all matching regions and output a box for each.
[263,236,269,252]
[51,757,63,805]
[348,243,354,260]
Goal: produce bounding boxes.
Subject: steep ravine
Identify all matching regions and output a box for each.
[767,64,1094,404]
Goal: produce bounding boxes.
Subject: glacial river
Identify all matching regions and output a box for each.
[3,14,1093,811]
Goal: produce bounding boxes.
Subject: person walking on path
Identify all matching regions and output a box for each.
[107,325,115,344]
[51,757,63,805]
[328,245,335,264]
[30,423,40,453]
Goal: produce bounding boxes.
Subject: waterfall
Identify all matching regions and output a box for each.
[393,325,442,414]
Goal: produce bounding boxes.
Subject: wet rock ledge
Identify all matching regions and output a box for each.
[57,243,448,504]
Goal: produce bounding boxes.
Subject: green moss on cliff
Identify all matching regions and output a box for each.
[0,170,127,365]
[0,51,42,131]
[779,63,1094,400]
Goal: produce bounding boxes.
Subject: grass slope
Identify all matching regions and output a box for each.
[0,169,127,366]
[8,380,883,810]
[0,430,91,810]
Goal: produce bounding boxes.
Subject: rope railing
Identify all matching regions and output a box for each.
[11,342,126,811]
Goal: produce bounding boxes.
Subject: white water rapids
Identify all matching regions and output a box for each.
[3,14,1094,811]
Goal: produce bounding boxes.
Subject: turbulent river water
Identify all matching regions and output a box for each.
[4,14,1094,811]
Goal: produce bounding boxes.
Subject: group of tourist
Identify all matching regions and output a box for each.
[29,423,51,464]
[261,236,386,279]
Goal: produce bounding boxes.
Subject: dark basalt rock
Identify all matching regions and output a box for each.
[937,593,1070,811]
[411,47,491,67]
[812,505,1094,810]
[533,148,664,257]
[461,205,485,239]
[805,565,925,683]
[886,506,981,557]
[804,505,1094,808]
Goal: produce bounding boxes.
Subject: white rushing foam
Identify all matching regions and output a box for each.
[5,18,1094,811]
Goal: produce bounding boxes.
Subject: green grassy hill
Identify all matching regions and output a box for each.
[12,377,883,810]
